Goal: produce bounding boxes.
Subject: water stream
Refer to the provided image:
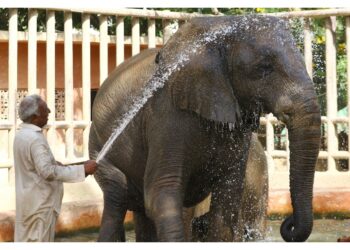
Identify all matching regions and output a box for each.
[95,17,260,163]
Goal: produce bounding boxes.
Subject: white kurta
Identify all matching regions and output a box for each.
[13,123,86,242]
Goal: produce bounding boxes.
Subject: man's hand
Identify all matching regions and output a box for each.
[84,160,97,176]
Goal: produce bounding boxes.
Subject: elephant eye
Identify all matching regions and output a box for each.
[255,62,274,79]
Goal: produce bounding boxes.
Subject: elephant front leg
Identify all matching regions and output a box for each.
[94,158,129,242]
[133,210,157,241]
[144,169,185,241]
[206,173,246,242]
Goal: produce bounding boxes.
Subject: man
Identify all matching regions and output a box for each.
[13,94,98,242]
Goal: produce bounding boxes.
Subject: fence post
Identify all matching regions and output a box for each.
[148,18,156,48]
[326,16,338,172]
[346,16,350,170]
[28,9,38,95]
[265,113,275,166]
[303,17,313,78]
[132,17,140,56]
[162,19,172,44]
[64,11,74,161]
[46,10,56,150]
[99,15,108,85]
[8,8,18,182]
[116,16,124,66]
[82,13,91,159]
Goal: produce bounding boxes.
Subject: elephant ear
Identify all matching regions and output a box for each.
[170,51,241,126]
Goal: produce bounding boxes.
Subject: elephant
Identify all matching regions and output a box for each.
[89,15,321,242]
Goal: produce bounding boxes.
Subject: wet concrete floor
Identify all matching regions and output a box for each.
[55,219,350,242]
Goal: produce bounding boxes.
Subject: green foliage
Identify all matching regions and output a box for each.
[0,8,8,30]
[308,16,348,115]
[336,17,348,112]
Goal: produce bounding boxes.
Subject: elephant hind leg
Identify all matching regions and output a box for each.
[89,123,102,160]
[94,160,129,242]
[97,178,128,242]
[98,205,127,242]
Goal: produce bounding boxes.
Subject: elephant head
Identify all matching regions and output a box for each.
[157,15,321,241]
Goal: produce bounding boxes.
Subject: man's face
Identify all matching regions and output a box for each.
[32,100,51,128]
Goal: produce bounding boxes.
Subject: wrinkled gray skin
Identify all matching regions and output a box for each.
[90,15,321,242]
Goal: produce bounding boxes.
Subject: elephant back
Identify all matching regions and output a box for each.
[92,48,160,134]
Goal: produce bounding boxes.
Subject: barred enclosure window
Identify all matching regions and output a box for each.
[0,89,67,121]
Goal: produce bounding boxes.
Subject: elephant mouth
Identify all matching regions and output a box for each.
[199,116,237,133]
[200,118,259,133]
[199,103,263,133]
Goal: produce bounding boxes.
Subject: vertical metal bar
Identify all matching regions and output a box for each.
[46,10,56,149]
[64,11,74,161]
[148,18,156,48]
[116,16,124,66]
[132,17,140,56]
[28,9,38,94]
[326,16,338,172]
[99,15,108,85]
[82,13,91,159]
[266,114,275,155]
[8,8,18,174]
[265,114,275,173]
[303,17,313,79]
[346,17,350,170]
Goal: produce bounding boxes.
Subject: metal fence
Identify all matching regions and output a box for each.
[0,8,349,191]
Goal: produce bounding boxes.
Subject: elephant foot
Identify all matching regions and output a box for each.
[242,225,264,241]
[192,214,210,241]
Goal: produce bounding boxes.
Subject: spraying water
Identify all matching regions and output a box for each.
[96,22,235,163]
[95,17,284,163]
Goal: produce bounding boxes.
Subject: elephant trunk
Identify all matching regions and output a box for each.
[279,88,321,242]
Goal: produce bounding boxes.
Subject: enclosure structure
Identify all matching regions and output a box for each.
[0,8,350,240]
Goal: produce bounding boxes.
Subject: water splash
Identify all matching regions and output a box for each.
[96,21,243,163]
[243,225,264,241]
[96,17,289,163]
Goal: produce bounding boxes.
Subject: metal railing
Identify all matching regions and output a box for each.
[0,8,349,191]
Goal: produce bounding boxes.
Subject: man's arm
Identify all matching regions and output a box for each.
[31,137,97,182]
